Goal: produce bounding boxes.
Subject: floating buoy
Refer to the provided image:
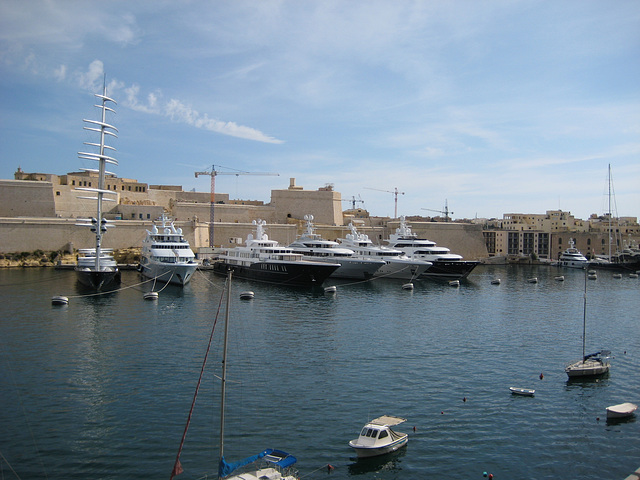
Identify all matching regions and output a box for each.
[630,273,639,278]
[143,291,159,301]
[613,273,622,279]
[324,286,337,294]
[540,372,544,380]
[588,274,597,280]
[554,275,565,281]
[402,283,414,290]
[327,464,334,472]
[239,291,255,300]
[51,295,69,305]
[463,396,467,402]
[449,280,460,287]
[527,277,538,283]
[491,279,501,285]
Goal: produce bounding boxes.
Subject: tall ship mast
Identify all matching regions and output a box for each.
[74,79,121,290]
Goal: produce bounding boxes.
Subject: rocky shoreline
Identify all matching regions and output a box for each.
[0,248,141,268]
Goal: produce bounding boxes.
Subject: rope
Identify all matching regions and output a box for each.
[169,276,227,479]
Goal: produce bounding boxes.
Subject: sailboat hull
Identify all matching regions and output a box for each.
[75,268,120,291]
[565,359,610,377]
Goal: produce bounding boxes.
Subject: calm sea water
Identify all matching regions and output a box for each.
[1,265,638,480]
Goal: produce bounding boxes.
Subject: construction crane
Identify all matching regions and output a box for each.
[364,187,404,218]
[341,195,364,210]
[194,165,279,247]
[422,200,453,222]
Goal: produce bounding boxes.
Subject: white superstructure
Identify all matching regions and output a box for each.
[139,214,198,286]
[338,223,431,280]
[288,215,385,279]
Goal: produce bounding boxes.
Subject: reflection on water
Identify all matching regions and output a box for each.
[347,447,407,476]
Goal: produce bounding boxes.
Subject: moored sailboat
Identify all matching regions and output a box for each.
[74,80,121,290]
[170,271,299,480]
[565,270,611,378]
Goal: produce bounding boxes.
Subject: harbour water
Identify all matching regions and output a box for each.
[1,265,638,479]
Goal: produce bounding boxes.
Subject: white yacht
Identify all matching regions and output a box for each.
[288,215,385,279]
[338,223,431,280]
[386,216,478,280]
[74,81,121,291]
[558,238,589,269]
[139,214,198,286]
[213,220,340,287]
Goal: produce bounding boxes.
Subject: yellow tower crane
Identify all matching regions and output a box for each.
[194,165,279,247]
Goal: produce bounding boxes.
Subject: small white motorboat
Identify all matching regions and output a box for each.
[510,387,535,397]
[613,273,622,279]
[51,295,69,305]
[349,415,408,458]
[491,279,501,285]
[554,275,565,281]
[239,291,255,300]
[606,402,637,419]
[449,280,460,287]
[588,273,597,280]
[630,273,639,279]
[527,277,538,284]
[143,291,159,301]
[402,283,414,290]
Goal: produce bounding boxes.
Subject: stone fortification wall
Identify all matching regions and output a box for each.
[0,180,56,217]
[271,186,342,226]
[0,217,207,254]
[172,202,276,227]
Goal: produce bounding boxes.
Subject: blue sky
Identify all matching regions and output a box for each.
[1,1,639,220]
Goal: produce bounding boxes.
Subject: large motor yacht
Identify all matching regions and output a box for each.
[338,223,431,280]
[386,216,478,280]
[288,215,385,279]
[139,214,198,286]
[213,219,340,287]
[557,238,589,269]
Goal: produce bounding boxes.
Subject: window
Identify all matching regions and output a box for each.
[56,191,60,196]
[379,430,388,439]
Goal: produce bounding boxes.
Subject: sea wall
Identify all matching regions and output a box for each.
[0,217,207,254]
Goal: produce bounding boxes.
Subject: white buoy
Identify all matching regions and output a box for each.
[324,286,337,294]
[527,277,538,284]
[240,291,255,299]
[630,273,639,279]
[588,274,597,280]
[402,283,414,290]
[491,279,501,285]
[555,276,565,281]
[51,295,69,305]
[449,280,460,287]
[144,291,159,300]
[613,273,622,279]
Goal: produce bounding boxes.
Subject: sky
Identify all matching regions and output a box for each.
[1,1,639,221]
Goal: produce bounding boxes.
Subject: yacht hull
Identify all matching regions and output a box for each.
[301,256,384,279]
[417,260,478,280]
[373,261,431,280]
[140,262,197,286]
[213,260,339,287]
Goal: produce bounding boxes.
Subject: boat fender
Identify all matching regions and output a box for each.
[539,372,544,380]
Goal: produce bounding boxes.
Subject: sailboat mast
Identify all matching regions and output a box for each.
[94,79,108,271]
[219,271,232,470]
[582,269,587,360]
[607,164,612,261]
